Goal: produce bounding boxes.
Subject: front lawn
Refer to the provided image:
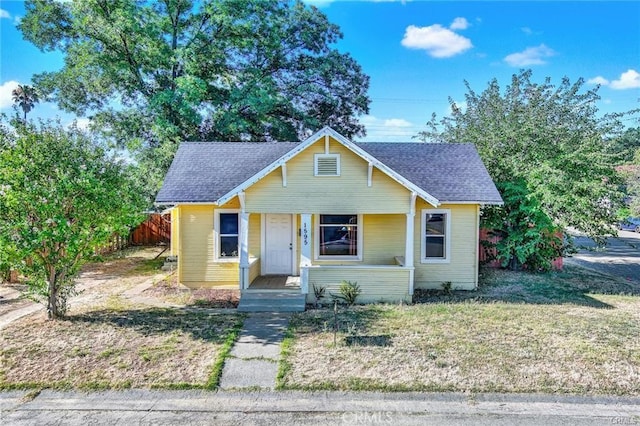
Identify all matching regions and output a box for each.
[279,266,640,395]
[0,306,242,390]
[0,246,246,391]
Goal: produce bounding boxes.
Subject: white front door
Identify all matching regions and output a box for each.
[265,214,293,275]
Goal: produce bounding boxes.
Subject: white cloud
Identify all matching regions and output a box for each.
[384,118,412,128]
[0,80,20,109]
[450,17,469,30]
[587,76,610,86]
[587,70,640,90]
[72,117,92,131]
[401,24,472,58]
[0,8,19,25]
[503,44,555,67]
[610,69,640,90]
[359,115,418,142]
[521,27,532,35]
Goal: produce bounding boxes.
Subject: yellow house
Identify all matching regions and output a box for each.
[155,127,502,310]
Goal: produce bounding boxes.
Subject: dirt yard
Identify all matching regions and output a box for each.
[0,246,239,327]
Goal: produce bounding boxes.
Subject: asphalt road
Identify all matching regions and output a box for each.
[566,229,640,284]
[2,390,640,425]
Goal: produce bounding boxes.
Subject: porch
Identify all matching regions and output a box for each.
[238,264,412,311]
[238,275,305,312]
[238,211,418,295]
[247,275,301,291]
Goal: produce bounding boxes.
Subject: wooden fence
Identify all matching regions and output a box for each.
[94,213,171,256]
[94,233,131,255]
[129,213,171,245]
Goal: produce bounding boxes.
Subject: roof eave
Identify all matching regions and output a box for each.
[439,200,504,205]
[154,201,219,206]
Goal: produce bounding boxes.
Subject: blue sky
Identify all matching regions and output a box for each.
[1,1,639,141]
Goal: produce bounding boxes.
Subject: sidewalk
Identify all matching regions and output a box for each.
[219,313,290,390]
[2,389,639,425]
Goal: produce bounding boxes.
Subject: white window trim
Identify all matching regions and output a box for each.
[421,209,451,264]
[214,209,241,263]
[314,214,363,261]
[314,153,341,176]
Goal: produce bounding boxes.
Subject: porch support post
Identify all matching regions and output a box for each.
[239,212,250,290]
[239,191,250,290]
[300,213,312,294]
[406,192,417,295]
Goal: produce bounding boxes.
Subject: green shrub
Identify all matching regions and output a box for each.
[312,283,326,307]
[332,280,361,306]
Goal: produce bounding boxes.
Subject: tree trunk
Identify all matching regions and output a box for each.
[508,256,521,271]
[47,266,61,319]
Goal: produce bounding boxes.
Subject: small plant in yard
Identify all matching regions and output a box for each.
[441,281,453,294]
[312,283,326,308]
[331,280,361,306]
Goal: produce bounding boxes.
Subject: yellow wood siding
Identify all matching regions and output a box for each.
[413,201,479,290]
[362,214,406,264]
[248,213,261,260]
[307,267,411,304]
[175,199,261,288]
[245,137,411,213]
[170,207,179,257]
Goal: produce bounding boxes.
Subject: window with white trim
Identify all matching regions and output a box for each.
[421,209,451,263]
[316,214,361,260]
[314,153,340,176]
[215,210,240,261]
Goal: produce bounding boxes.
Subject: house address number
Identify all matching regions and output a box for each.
[303,222,309,246]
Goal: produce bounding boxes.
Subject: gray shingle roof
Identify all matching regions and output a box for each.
[155,142,299,203]
[155,140,502,205]
[356,142,503,204]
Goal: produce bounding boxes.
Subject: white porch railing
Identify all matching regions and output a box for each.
[302,265,413,304]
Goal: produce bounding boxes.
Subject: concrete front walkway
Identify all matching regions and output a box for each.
[219,313,290,390]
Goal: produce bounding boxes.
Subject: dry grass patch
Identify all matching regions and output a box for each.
[0,307,242,390]
[143,277,240,309]
[281,267,640,395]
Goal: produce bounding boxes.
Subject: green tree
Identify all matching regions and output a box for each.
[481,180,563,271]
[605,127,640,164]
[418,70,628,267]
[19,0,370,194]
[11,84,40,122]
[0,118,144,318]
[623,149,640,217]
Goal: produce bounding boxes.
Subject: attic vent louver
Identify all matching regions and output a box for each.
[314,154,340,176]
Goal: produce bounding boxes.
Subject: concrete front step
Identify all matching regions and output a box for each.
[238,291,306,312]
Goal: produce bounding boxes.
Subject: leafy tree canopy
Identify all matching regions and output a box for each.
[605,127,640,164]
[20,0,371,194]
[418,69,628,250]
[0,118,145,318]
[619,149,640,217]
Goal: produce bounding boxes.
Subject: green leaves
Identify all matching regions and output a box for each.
[419,70,631,268]
[420,70,625,240]
[0,119,145,317]
[20,0,371,194]
[482,181,563,271]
